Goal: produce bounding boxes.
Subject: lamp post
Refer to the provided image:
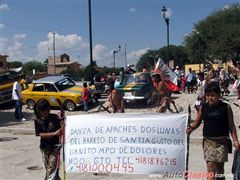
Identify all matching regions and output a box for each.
[161,6,170,66]
[113,45,121,69]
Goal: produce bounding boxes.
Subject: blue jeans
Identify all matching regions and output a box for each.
[83,101,88,112]
[15,100,23,120]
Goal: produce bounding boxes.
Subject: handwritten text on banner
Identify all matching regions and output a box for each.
[65,113,188,174]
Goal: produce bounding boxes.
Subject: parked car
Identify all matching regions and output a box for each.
[115,72,158,105]
[0,70,21,105]
[22,76,92,111]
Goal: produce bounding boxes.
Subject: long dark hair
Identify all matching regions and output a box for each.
[34,99,50,118]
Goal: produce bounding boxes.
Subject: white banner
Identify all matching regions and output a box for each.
[65,113,188,174]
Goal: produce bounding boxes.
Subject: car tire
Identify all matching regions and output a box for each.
[26,99,35,110]
[64,100,76,111]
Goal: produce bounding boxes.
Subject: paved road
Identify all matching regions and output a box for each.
[0,132,235,180]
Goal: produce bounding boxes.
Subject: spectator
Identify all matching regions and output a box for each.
[186,68,195,93]
[219,69,230,96]
[82,82,89,112]
[12,75,26,121]
[142,67,148,73]
[195,72,206,111]
[180,73,187,93]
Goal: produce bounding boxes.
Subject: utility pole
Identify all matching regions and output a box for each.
[52,32,56,75]
[88,0,94,85]
[113,45,121,69]
[124,43,127,69]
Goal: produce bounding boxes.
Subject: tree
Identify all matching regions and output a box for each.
[136,50,159,72]
[7,61,22,69]
[159,45,188,67]
[136,46,188,71]
[22,60,47,75]
[184,4,240,63]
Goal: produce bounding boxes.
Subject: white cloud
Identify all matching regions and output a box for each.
[162,8,172,18]
[0,23,5,29]
[8,41,24,59]
[14,33,27,40]
[223,5,230,10]
[127,48,150,65]
[0,4,10,10]
[37,32,88,54]
[93,44,107,61]
[0,37,8,53]
[129,8,137,12]
[0,37,8,45]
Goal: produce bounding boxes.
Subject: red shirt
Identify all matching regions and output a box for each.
[82,87,89,101]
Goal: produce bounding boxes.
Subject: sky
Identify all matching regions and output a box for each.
[0,0,239,68]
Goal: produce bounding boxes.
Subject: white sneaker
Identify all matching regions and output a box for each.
[21,118,26,121]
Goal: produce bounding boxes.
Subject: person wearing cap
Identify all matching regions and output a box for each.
[174,66,181,77]
[126,64,136,74]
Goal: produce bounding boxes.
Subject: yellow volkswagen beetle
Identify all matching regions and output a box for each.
[22,76,90,111]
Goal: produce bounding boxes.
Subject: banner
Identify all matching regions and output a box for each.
[65,113,188,174]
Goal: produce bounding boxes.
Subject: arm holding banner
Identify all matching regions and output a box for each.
[227,105,240,150]
[186,106,203,134]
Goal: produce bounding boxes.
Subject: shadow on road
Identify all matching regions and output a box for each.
[0,111,34,127]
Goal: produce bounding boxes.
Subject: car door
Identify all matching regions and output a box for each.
[44,83,59,107]
[31,83,47,102]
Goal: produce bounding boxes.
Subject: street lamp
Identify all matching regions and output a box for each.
[161,6,170,66]
[113,45,121,69]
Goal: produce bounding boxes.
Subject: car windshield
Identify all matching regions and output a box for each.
[54,77,76,91]
[123,73,149,84]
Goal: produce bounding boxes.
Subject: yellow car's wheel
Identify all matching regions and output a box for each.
[26,99,35,110]
[64,100,76,111]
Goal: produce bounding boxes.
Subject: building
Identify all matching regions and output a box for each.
[0,55,8,70]
[47,53,81,74]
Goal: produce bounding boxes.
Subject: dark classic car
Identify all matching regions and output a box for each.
[115,72,158,104]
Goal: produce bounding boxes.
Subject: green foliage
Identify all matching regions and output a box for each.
[136,46,188,71]
[7,61,22,68]
[22,60,47,75]
[159,45,188,66]
[136,50,158,72]
[184,4,240,63]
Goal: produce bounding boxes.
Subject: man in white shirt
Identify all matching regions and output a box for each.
[12,75,26,121]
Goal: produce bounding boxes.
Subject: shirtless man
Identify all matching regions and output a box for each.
[155,72,174,113]
[108,89,125,113]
